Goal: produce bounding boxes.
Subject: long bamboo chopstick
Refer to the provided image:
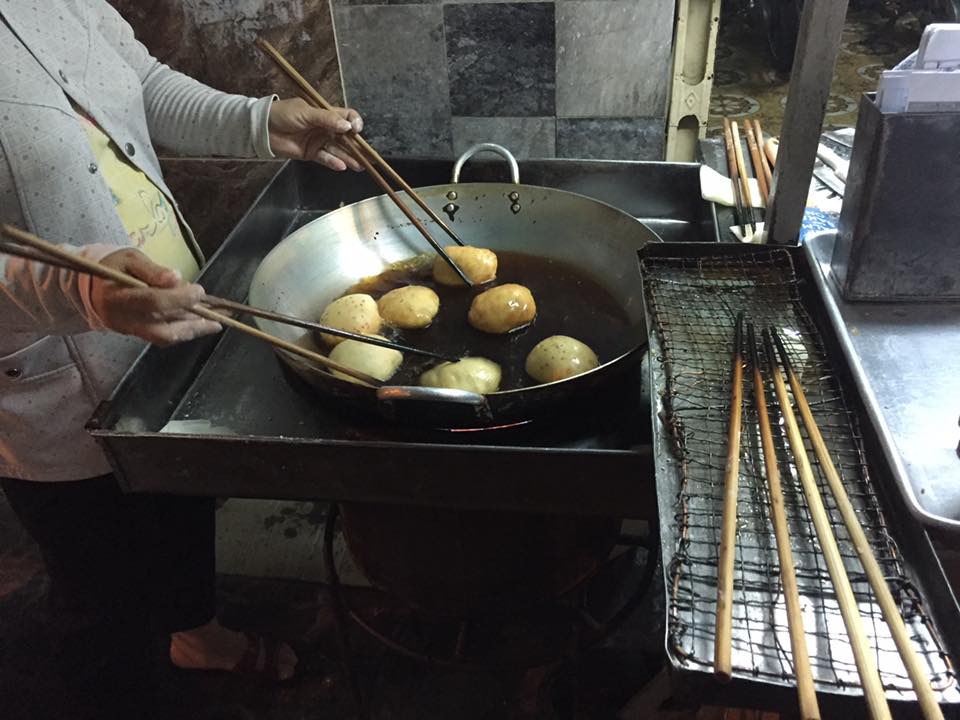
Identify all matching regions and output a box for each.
[715,311,745,681]
[771,330,943,720]
[764,138,779,170]
[730,121,757,227]
[0,225,383,386]
[744,120,770,207]
[722,118,749,237]
[747,324,820,720]
[752,118,774,188]
[256,38,465,249]
[203,296,456,362]
[254,39,473,287]
[762,328,892,720]
[0,239,453,362]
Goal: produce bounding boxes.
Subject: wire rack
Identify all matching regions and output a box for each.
[640,249,955,696]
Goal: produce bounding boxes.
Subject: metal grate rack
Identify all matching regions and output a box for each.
[640,249,955,696]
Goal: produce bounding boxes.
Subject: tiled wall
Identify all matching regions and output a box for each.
[332,0,677,160]
[107,0,343,255]
[106,0,676,250]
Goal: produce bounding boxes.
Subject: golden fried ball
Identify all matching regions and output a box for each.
[318,294,382,346]
[329,336,403,383]
[467,283,536,334]
[377,285,440,329]
[420,357,502,394]
[432,246,498,286]
[525,335,599,384]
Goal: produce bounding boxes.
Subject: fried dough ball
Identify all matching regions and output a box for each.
[525,335,599,384]
[432,246,498,286]
[467,283,536,334]
[420,357,502,394]
[377,285,440,329]
[318,294,381,346]
[329,336,403,383]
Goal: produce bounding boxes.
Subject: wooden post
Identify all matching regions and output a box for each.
[766,0,851,244]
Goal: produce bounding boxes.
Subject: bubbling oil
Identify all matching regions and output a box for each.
[342,251,633,390]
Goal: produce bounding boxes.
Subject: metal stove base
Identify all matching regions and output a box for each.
[322,504,660,716]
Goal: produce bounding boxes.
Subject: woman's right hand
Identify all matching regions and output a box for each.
[91,249,222,346]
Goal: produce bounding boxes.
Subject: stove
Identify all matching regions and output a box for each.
[89,157,716,518]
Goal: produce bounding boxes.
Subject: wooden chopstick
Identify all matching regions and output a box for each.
[715,310,745,681]
[747,324,820,720]
[730,121,757,230]
[256,38,466,250]
[0,225,383,387]
[764,138,779,171]
[204,295,457,362]
[0,241,79,271]
[752,118,774,188]
[254,39,473,287]
[722,118,749,237]
[771,330,943,720]
[1,238,453,362]
[762,328,892,720]
[744,120,770,207]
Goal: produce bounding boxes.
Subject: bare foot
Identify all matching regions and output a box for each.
[169,618,298,681]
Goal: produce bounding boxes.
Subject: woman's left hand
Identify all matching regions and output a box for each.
[268,97,364,171]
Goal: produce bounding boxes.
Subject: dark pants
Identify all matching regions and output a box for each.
[1,474,216,636]
[2,475,217,720]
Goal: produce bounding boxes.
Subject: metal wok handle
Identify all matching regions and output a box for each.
[452,143,520,184]
[377,386,493,423]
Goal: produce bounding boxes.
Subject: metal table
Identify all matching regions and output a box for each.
[805,232,960,531]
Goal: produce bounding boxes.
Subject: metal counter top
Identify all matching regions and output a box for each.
[806,232,960,530]
[89,157,716,515]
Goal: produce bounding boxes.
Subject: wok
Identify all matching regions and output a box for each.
[249,144,660,427]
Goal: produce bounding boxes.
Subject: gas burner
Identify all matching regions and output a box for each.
[323,505,660,675]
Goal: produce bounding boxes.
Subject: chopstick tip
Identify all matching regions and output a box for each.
[734,311,744,358]
[747,323,764,371]
[769,327,793,371]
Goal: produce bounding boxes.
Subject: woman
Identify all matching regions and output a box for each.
[0,0,362,697]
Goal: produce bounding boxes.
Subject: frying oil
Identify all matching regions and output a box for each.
[344,251,631,390]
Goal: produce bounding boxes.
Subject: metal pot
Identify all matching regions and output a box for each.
[248,144,660,427]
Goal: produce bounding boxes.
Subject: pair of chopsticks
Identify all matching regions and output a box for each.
[722,118,775,239]
[254,39,474,287]
[0,225,455,381]
[715,315,943,720]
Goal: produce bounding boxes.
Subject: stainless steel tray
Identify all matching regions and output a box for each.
[805,232,960,531]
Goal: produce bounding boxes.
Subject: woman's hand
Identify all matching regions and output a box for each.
[268,97,364,171]
[91,249,221,346]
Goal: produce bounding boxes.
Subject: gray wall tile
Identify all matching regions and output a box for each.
[451,117,557,158]
[360,112,454,157]
[556,1,675,118]
[556,117,665,160]
[332,0,438,5]
[334,5,452,156]
[445,3,556,117]
[443,0,554,3]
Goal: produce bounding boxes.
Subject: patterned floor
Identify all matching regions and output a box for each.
[708,3,927,137]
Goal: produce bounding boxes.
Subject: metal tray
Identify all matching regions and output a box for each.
[639,243,960,711]
[87,158,717,517]
[805,232,960,532]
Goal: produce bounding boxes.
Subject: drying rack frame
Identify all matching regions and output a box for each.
[639,242,960,711]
